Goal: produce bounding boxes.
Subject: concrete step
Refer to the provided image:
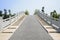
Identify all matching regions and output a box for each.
[46,29,57,33]
[2,29,15,33]
[0,14,26,40]
[0,33,12,40]
[49,33,60,40]
[44,26,53,29]
[11,15,25,26]
[7,26,17,29]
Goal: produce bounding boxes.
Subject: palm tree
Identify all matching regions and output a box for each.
[0,10,2,16]
[8,9,11,17]
[41,7,44,13]
[50,10,59,21]
[50,10,57,18]
[53,10,57,18]
[54,10,56,13]
[4,9,7,14]
[3,9,7,19]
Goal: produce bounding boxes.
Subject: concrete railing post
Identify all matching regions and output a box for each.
[50,15,52,25]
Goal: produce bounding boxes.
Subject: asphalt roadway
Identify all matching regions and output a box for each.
[9,15,53,40]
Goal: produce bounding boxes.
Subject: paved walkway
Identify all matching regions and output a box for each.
[35,15,60,40]
[0,14,26,40]
[9,15,53,40]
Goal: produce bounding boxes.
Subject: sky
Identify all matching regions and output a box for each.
[0,0,60,15]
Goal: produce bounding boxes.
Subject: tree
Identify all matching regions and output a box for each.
[3,9,9,19]
[53,10,57,18]
[54,10,56,13]
[25,10,29,15]
[0,10,2,16]
[41,7,44,13]
[50,12,53,16]
[8,9,11,17]
[50,10,59,19]
[34,9,40,15]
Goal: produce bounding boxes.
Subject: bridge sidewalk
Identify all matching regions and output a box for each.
[0,14,27,40]
[35,15,60,40]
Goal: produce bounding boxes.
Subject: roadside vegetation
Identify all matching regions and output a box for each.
[0,9,15,19]
[41,7,44,13]
[0,10,2,17]
[25,10,29,15]
[34,6,45,15]
[50,10,60,21]
[34,9,40,15]
[34,6,60,21]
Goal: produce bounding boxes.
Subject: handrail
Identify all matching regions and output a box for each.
[37,11,60,30]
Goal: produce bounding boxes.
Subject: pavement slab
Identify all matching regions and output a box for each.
[9,15,53,40]
[46,29,57,33]
[0,14,26,40]
[12,15,25,26]
[7,26,17,29]
[2,29,15,33]
[49,33,60,40]
[0,33,12,40]
[35,15,60,40]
